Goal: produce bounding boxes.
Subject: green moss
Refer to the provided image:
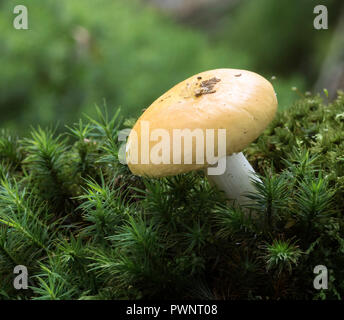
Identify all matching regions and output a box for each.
[0,93,343,300]
[246,91,344,212]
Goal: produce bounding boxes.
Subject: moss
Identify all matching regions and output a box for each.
[0,93,343,300]
[246,91,344,212]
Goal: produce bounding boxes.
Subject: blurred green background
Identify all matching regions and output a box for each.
[1,0,343,133]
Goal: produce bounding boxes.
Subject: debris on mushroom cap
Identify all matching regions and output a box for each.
[194,77,221,97]
[126,68,278,177]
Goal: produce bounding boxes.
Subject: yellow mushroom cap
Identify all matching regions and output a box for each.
[126,68,278,177]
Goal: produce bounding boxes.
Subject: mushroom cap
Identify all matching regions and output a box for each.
[126,68,277,177]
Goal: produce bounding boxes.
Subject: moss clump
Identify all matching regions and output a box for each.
[246,91,344,213]
[0,94,343,300]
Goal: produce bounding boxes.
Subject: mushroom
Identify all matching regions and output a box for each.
[125,69,277,205]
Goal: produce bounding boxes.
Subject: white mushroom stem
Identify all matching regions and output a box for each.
[206,152,262,205]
